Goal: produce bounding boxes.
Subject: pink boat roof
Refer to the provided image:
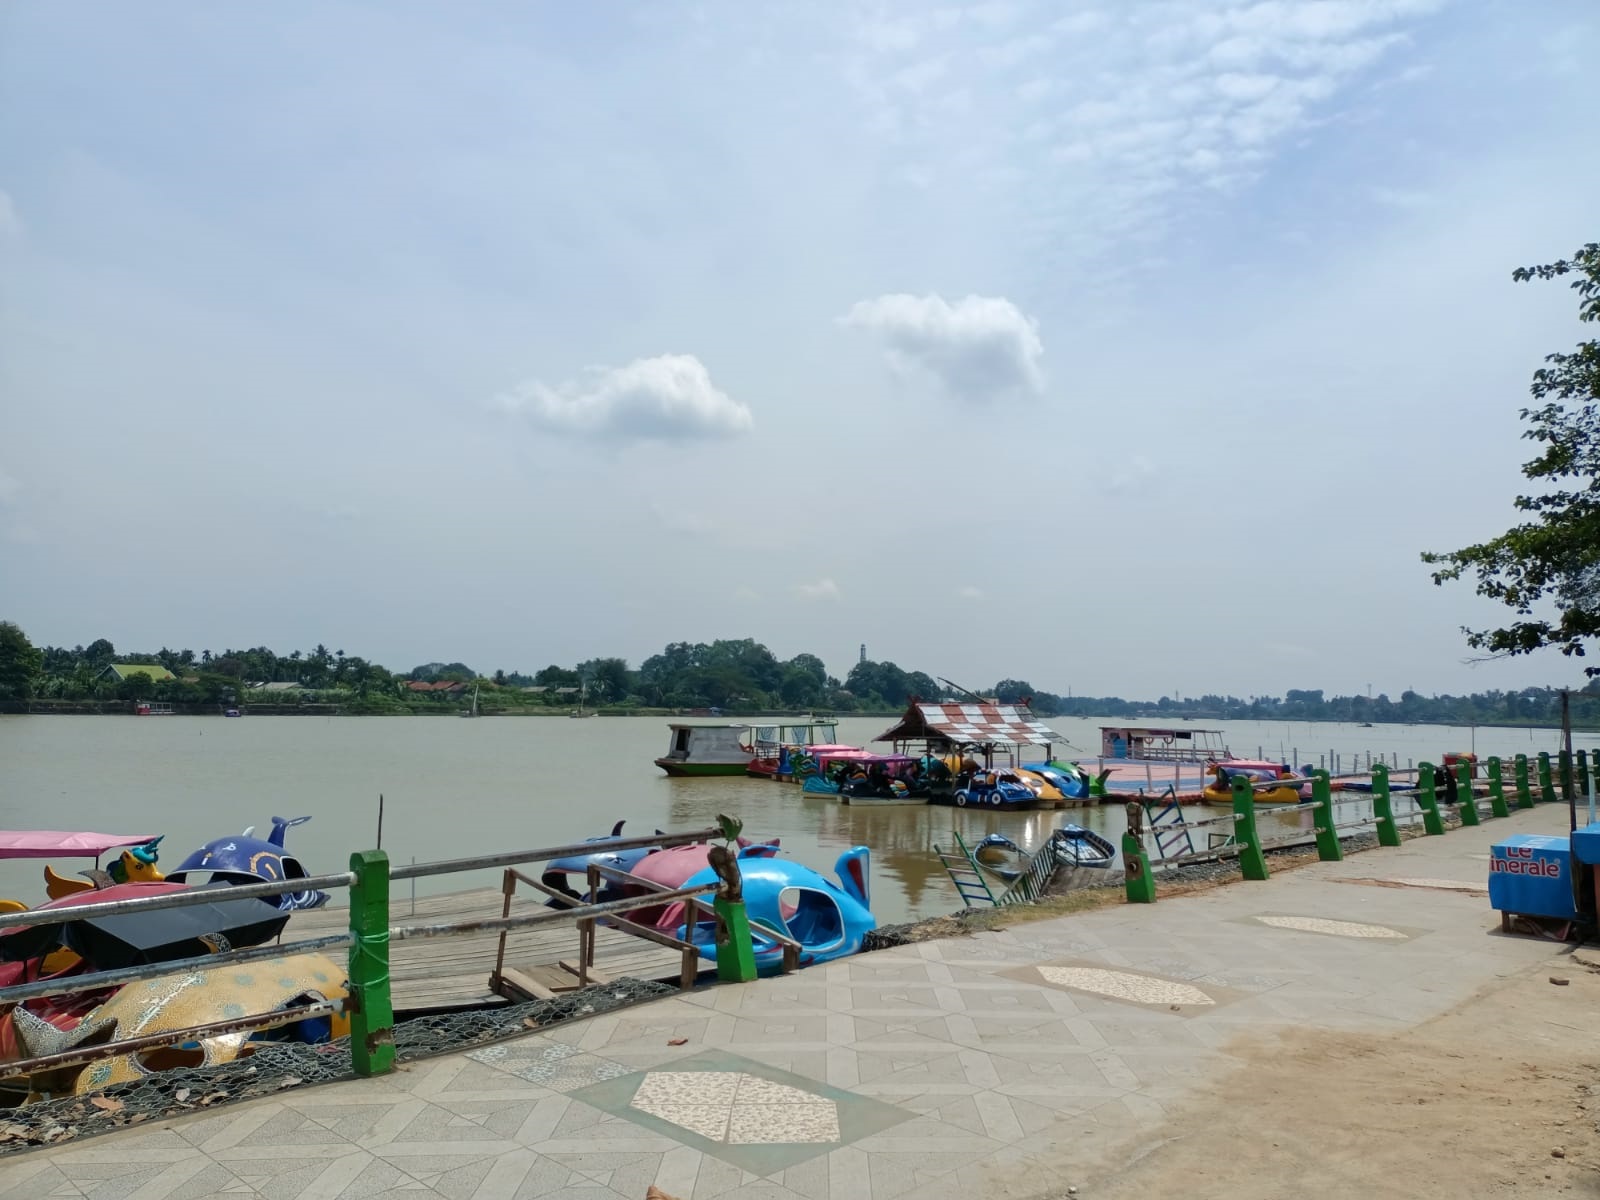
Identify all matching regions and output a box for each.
[0,831,158,860]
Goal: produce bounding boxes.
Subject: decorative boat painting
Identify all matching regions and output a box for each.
[167,816,330,910]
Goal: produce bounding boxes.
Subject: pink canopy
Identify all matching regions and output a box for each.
[0,831,158,860]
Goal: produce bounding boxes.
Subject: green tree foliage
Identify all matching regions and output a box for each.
[13,621,1600,726]
[0,621,44,701]
[1424,244,1600,666]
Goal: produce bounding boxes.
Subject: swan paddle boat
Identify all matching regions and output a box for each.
[673,848,876,972]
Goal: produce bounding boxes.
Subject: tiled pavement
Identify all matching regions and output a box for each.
[0,808,1576,1200]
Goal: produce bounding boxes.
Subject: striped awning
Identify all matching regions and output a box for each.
[875,702,1061,748]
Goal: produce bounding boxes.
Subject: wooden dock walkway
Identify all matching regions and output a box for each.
[287,887,706,1015]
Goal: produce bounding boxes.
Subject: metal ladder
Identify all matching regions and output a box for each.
[1142,787,1197,863]
[933,830,999,907]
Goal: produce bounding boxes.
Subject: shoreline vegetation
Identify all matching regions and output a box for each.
[4,622,1600,729]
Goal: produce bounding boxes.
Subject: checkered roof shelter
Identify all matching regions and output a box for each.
[875,702,1061,748]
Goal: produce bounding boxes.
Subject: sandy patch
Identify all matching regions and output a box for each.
[1066,956,1600,1199]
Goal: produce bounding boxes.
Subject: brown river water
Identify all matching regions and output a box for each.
[0,714,1583,924]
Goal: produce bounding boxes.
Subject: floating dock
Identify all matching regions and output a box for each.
[287,887,707,1015]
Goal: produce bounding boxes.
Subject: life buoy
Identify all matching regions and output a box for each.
[955,791,969,807]
[989,792,1003,807]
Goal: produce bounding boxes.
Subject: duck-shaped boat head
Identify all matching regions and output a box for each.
[42,837,165,900]
[677,846,875,971]
[167,816,329,911]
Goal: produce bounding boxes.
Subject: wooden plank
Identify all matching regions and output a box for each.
[286,886,695,1014]
[494,967,557,1002]
[559,959,613,986]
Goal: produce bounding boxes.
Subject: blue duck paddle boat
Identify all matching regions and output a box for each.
[673,848,876,973]
[166,816,329,911]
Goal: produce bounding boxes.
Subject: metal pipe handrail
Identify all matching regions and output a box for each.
[0,999,347,1080]
[387,882,720,943]
[0,932,355,1007]
[389,826,723,881]
[0,873,358,931]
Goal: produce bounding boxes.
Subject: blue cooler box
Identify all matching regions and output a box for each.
[1488,834,1576,922]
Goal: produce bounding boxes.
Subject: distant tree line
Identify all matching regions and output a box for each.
[2,620,1597,725]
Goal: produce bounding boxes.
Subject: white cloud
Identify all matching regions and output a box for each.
[837,0,1452,273]
[734,585,760,601]
[0,469,20,504]
[842,293,1044,401]
[958,585,985,600]
[796,578,841,601]
[0,191,18,238]
[494,354,753,442]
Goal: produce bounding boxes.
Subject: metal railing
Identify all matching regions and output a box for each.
[0,824,755,1087]
[1120,750,1571,899]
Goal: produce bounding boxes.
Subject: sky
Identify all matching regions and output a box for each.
[1,0,1597,699]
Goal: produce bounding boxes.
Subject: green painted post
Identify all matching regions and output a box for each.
[1515,754,1533,809]
[1538,752,1554,801]
[1371,763,1401,847]
[1486,757,1511,819]
[714,897,759,982]
[1455,762,1480,826]
[1312,769,1342,861]
[1122,802,1157,903]
[1559,750,1575,803]
[1579,750,1591,802]
[348,849,395,1078]
[1415,763,1446,836]
[1231,776,1269,881]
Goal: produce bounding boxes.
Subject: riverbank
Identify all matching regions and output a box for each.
[1,805,1588,1200]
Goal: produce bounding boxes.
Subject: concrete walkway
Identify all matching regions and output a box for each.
[0,807,1579,1200]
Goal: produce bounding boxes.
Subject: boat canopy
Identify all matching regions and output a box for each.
[0,831,159,860]
[875,702,1061,749]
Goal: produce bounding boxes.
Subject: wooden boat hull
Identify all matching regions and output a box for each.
[654,760,751,777]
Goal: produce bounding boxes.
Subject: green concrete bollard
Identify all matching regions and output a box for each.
[1122,802,1157,903]
[1371,763,1401,847]
[1515,754,1534,809]
[1579,750,1591,802]
[1456,762,1480,826]
[1559,750,1575,803]
[1538,752,1554,801]
[714,897,759,982]
[1486,757,1511,819]
[1231,776,1269,881]
[1415,763,1446,836]
[1312,769,1342,861]
[348,849,396,1078]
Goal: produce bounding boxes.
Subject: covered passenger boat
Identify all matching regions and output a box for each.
[742,716,844,780]
[875,700,1069,808]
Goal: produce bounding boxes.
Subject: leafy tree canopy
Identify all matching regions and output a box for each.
[1424,244,1600,667]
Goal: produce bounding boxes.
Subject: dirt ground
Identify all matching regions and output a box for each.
[1062,953,1600,1200]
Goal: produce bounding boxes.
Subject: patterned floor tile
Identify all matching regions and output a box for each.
[1250,914,1414,939]
[568,1049,913,1173]
[996,960,1241,1013]
[468,1041,633,1092]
